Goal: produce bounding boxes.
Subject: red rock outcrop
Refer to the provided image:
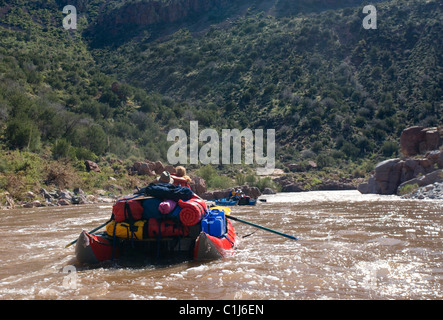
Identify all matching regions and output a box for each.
[84,160,100,173]
[400,126,442,156]
[132,161,155,176]
[189,176,207,195]
[358,150,443,195]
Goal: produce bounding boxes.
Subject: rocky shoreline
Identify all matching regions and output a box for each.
[4,124,441,210]
[0,188,119,210]
[3,174,441,210]
[0,174,360,210]
[1,155,364,210]
[358,125,443,200]
[401,182,443,200]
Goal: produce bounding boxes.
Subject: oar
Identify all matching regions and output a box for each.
[65,220,111,248]
[227,215,298,240]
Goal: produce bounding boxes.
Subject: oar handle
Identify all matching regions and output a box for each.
[227,215,298,240]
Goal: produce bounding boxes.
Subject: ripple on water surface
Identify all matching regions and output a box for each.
[0,192,442,299]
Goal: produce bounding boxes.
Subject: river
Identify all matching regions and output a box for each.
[0,190,442,300]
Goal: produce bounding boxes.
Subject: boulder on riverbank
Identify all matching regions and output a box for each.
[131,160,166,176]
[0,192,15,209]
[273,175,356,193]
[358,154,443,196]
[189,176,207,196]
[273,176,304,192]
[316,179,356,191]
[397,169,443,195]
[360,158,404,195]
[400,126,442,156]
[358,125,443,197]
[131,161,156,176]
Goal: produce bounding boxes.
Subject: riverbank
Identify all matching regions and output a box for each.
[0,175,360,210]
[7,143,442,210]
[0,187,120,210]
[358,125,443,200]
[0,168,364,210]
[0,149,370,210]
[401,181,443,200]
[3,176,442,211]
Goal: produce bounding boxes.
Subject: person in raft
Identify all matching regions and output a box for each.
[155,170,174,184]
[154,167,191,188]
[229,189,245,201]
[171,166,192,188]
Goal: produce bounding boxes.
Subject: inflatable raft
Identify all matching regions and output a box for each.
[214,197,257,206]
[75,206,237,264]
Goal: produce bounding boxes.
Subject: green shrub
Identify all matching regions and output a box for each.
[44,160,80,190]
[245,174,257,186]
[52,139,72,160]
[255,176,278,191]
[5,117,41,152]
[195,165,234,190]
[196,165,217,182]
[235,172,246,185]
[398,183,419,196]
[381,141,399,157]
[316,153,335,168]
[207,175,233,190]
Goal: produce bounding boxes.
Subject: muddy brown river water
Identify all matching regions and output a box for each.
[0,190,442,300]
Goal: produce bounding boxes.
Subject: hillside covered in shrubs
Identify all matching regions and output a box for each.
[0,0,442,205]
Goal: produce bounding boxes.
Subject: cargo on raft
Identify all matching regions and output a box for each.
[74,200,237,265]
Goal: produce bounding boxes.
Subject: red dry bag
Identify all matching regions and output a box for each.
[147,218,189,238]
[113,196,144,223]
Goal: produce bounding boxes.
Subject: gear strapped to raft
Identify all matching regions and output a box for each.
[107,185,207,260]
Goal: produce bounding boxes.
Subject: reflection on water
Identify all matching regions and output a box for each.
[0,191,442,300]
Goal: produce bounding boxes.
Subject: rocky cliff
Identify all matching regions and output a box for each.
[358,126,443,196]
[400,126,443,157]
